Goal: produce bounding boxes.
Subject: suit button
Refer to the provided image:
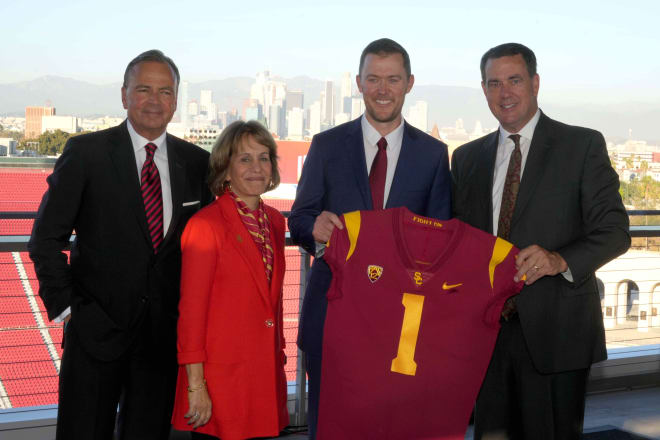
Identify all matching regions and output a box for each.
[140,296,148,303]
[265,319,274,328]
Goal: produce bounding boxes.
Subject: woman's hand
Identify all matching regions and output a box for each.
[185,384,212,428]
[184,363,211,428]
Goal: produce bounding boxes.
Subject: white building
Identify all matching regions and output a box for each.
[188,101,199,116]
[322,80,334,126]
[351,97,364,121]
[41,115,79,134]
[340,72,352,113]
[309,101,322,137]
[406,101,428,133]
[287,107,305,140]
[0,138,17,155]
[200,90,213,112]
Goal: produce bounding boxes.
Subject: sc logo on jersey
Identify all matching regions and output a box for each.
[367,265,383,283]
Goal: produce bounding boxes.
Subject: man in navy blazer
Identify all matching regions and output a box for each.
[288,38,451,439]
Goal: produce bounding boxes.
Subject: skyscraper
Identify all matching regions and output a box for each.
[322,80,334,126]
[200,90,213,113]
[310,101,322,136]
[340,72,352,114]
[286,90,304,112]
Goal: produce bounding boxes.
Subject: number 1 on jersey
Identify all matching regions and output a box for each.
[391,293,424,376]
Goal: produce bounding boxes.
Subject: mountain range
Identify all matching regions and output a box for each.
[1,76,659,143]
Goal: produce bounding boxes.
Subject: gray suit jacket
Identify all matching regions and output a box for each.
[451,112,630,373]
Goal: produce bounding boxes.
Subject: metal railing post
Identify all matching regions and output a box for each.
[293,248,311,427]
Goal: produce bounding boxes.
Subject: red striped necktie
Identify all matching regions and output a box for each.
[141,142,163,252]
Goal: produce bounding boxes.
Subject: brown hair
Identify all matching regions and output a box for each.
[208,120,280,196]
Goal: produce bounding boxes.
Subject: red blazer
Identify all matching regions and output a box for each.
[171,194,288,440]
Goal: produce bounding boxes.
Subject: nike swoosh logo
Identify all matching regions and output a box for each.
[442,282,463,290]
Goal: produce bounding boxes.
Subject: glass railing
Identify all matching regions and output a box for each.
[1,210,659,431]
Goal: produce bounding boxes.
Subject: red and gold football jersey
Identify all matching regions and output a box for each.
[318,207,524,440]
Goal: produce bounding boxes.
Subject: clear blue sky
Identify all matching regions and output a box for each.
[3,0,660,103]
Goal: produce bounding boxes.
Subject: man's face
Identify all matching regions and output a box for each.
[481,54,539,133]
[357,53,414,132]
[121,61,177,140]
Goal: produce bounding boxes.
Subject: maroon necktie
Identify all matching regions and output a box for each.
[369,137,388,210]
[141,142,163,252]
[497,134,522,240]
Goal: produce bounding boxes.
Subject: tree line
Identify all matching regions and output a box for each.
[17,129,90,156]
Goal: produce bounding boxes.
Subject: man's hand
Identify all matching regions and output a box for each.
[312,211,343,243]
[514,245,568,285]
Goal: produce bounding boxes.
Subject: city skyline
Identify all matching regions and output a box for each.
[2,1,660,105]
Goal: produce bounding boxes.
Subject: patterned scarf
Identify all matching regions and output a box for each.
[228,190,274,283]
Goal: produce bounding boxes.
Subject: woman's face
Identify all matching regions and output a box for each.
[227,135,273,205]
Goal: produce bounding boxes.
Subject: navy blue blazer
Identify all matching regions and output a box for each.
[288,117,451,355]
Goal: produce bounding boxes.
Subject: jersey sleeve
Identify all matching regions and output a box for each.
[324,210,361,300]
[484,237,525,326]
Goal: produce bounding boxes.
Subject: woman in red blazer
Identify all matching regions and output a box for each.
[172,120,289,439]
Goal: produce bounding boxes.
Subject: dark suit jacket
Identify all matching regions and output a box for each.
[289,117,452,355]
[28,121,214,362]
[451,112,630,373]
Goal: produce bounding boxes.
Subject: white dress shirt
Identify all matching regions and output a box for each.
[490,109,572,281]
[491,109,540,235]
[315,115,406,257]
[361,114,405,209]
[127,120,173,235]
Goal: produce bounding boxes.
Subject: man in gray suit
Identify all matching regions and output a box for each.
[451,43,630,439]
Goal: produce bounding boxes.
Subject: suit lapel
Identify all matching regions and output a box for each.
[345,119,371,209]
[107,122,151,247]
[219,196,272,309]
[511,114,553,228]
[268,208,285,300]
[388,122,423,208]
[163,135,186,243]
[475,132,499,234]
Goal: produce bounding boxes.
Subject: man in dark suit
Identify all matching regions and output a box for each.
[451,43,630,439]
[28,50,214,440]
[288,38,451,439]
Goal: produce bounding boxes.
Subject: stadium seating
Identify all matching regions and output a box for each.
[0,168,301,408]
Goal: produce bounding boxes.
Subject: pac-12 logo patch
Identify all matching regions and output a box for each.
[367,265,383,283]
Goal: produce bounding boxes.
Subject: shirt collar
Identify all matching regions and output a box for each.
[498,108,541,145]
[127,120,167,153]
[361,114,405,149]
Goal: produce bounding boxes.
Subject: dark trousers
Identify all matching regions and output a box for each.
[474,316,589,440]
[56,319,178,440]
[305,352,322,440]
